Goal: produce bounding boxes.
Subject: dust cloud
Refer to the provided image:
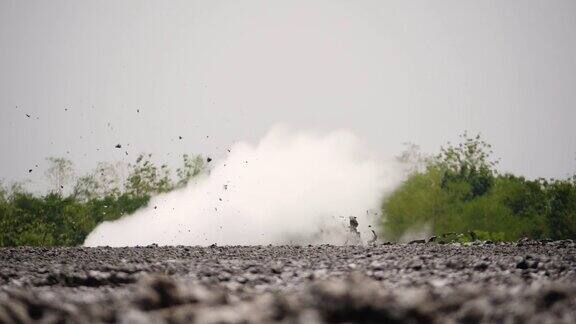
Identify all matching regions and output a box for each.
[84,125,405,246]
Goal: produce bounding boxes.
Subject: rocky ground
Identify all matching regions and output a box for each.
[1,240,576,323]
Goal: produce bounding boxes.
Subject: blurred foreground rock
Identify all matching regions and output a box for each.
[1,241,575,323]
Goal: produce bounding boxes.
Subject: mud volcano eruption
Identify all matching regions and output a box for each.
[84,126,404,247]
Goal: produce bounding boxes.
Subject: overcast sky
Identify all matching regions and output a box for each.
[1,0,575,191]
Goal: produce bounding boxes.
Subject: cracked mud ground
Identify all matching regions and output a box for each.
[1,241,575,323]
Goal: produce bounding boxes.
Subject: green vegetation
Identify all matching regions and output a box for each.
[0,154,205,247]
[382,133,576,242]
[1,132,575,247]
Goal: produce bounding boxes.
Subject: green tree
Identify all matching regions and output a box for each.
[436,132,498,199]
[0,151,210,247]
[382,132,576,242]
[124,154,173,196]
[176,154,205,187]
[547,178,576,239]
[73,162,124,201]
[45,157,75,194]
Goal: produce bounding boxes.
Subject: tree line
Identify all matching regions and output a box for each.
[1,133,575,247]
[0,154,205,246]
[382,133,576,242]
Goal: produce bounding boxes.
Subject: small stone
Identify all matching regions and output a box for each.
[271,263,284,274]
[516,260,529,270]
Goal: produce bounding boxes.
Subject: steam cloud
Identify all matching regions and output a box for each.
[84,125,404,247]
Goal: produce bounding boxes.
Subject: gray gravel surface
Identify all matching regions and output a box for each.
[1,240,576,323]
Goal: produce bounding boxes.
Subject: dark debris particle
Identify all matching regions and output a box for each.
[26,114,31,118]
[28,169,33,173]
[207,157,212,163]
[179,136,182,140]
[473,263,489,272]
[134,276,182,311]
[516,260,529,270]
[542,289,568,308]
[115,144,122,149]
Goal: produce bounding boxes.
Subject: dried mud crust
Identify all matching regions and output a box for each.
[1,241,575,323]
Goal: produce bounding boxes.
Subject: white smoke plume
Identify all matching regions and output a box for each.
[84,125,405,247]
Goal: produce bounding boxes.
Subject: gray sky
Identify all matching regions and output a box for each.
[1,0,575,191]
